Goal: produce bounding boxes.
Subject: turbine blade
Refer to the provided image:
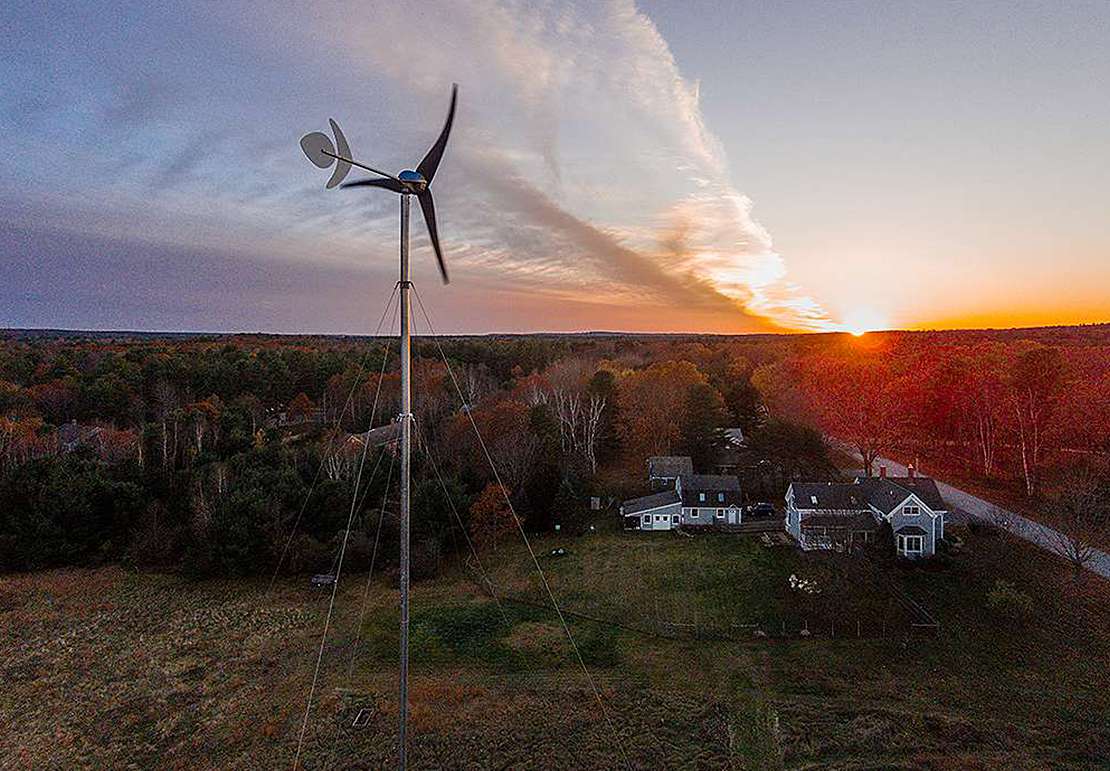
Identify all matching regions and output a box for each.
[417,191,449,284]
[341,177,405,193]
[416,84,457,185]
[326,118,353,189]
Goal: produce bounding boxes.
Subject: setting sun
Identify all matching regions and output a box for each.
[840,307,889,336]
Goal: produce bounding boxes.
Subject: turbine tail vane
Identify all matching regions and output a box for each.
[325,119,353,189]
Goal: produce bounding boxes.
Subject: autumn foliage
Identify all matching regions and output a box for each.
[0,324,1105,574]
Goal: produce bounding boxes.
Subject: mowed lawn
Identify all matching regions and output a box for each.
[2,521,1107,769]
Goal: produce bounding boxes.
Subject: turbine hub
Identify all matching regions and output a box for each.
[398,170,427,191]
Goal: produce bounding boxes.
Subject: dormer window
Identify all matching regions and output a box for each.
[717,492,725,502]
[810,495,818,505]
[699,492,706,502]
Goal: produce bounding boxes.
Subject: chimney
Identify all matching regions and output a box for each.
[907,464,915,478]
[879,465,887,478]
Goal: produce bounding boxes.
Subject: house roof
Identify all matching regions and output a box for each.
[791,477,947,515]
[790,482,870,511]
[648,456,693,479]
[363,422,402,447]
[622,490,681,515]
[681,474,741,491]
[58,421,81,445]
[678,474,742,507]
[855,477,947,514]
[724,427,745,446]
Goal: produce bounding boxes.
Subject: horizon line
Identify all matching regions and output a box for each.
[2,320,1107,341]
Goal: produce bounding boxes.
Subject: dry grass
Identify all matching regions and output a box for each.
[1,524,1107,769]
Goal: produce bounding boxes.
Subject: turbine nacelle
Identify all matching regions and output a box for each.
[397,170,427,192]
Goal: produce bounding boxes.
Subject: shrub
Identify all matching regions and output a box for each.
[986,579,1034,623]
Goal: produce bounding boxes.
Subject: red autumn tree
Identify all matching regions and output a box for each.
[286,392,316,425]
[467,482,519,553]
[806,358,908,477]
[616,360,707,463]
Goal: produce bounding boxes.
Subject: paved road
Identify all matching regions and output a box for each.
[848,452,1110,580]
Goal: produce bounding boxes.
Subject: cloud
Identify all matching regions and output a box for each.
[0,0,836,333]
[279,0,835,331]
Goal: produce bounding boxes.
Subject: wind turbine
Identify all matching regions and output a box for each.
[299,83,457,771]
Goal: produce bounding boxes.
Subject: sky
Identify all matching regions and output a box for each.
[1,0,1108,335]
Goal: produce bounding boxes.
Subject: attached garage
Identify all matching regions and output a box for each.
[620,490,682,531]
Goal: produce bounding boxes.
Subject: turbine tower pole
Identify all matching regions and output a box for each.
[398,192,412,771]
[300,84,455,771]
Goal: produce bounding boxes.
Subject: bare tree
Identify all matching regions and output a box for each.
[582,393,606,475]
[153,380,178,471]
[1050,468,1108,583]
[1008,346,1063,496]
[966,347,1007,477]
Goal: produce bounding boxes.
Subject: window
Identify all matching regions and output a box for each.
[897,534,925,555]
[717,492,725,503]
[690,510,699,518]
[672,514,680,523]
[642,515,651,526]
[715,509,724,518]
[903,505,920,516]
[698,492,706,502]
[810,495,818,505]
[655,514,666,521]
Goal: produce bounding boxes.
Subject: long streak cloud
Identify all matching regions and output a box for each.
[1,0,835,333]
[290,0,835,331]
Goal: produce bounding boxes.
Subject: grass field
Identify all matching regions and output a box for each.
[2,519,1107,769]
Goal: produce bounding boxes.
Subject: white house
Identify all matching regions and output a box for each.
[784,472,947,558]
[621,489,682,530]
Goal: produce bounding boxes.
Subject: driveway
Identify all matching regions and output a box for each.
[845,451,1110,580]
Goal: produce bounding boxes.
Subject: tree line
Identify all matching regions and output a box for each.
[0,325,1105,577]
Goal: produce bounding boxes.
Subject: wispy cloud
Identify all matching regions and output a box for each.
[285,0,834,330]
[0,0,835,333]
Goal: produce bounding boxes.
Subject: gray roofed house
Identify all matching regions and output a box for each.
[675,473,744,526]
[648,456,693,489]
[623,468,746,531]
[785,472,948,558]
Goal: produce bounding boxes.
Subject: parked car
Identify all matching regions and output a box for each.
[748,502,777,518]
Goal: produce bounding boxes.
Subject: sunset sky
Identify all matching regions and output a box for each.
[2,0,1108,335]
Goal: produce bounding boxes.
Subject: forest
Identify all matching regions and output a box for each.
[1,324,1107,577]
